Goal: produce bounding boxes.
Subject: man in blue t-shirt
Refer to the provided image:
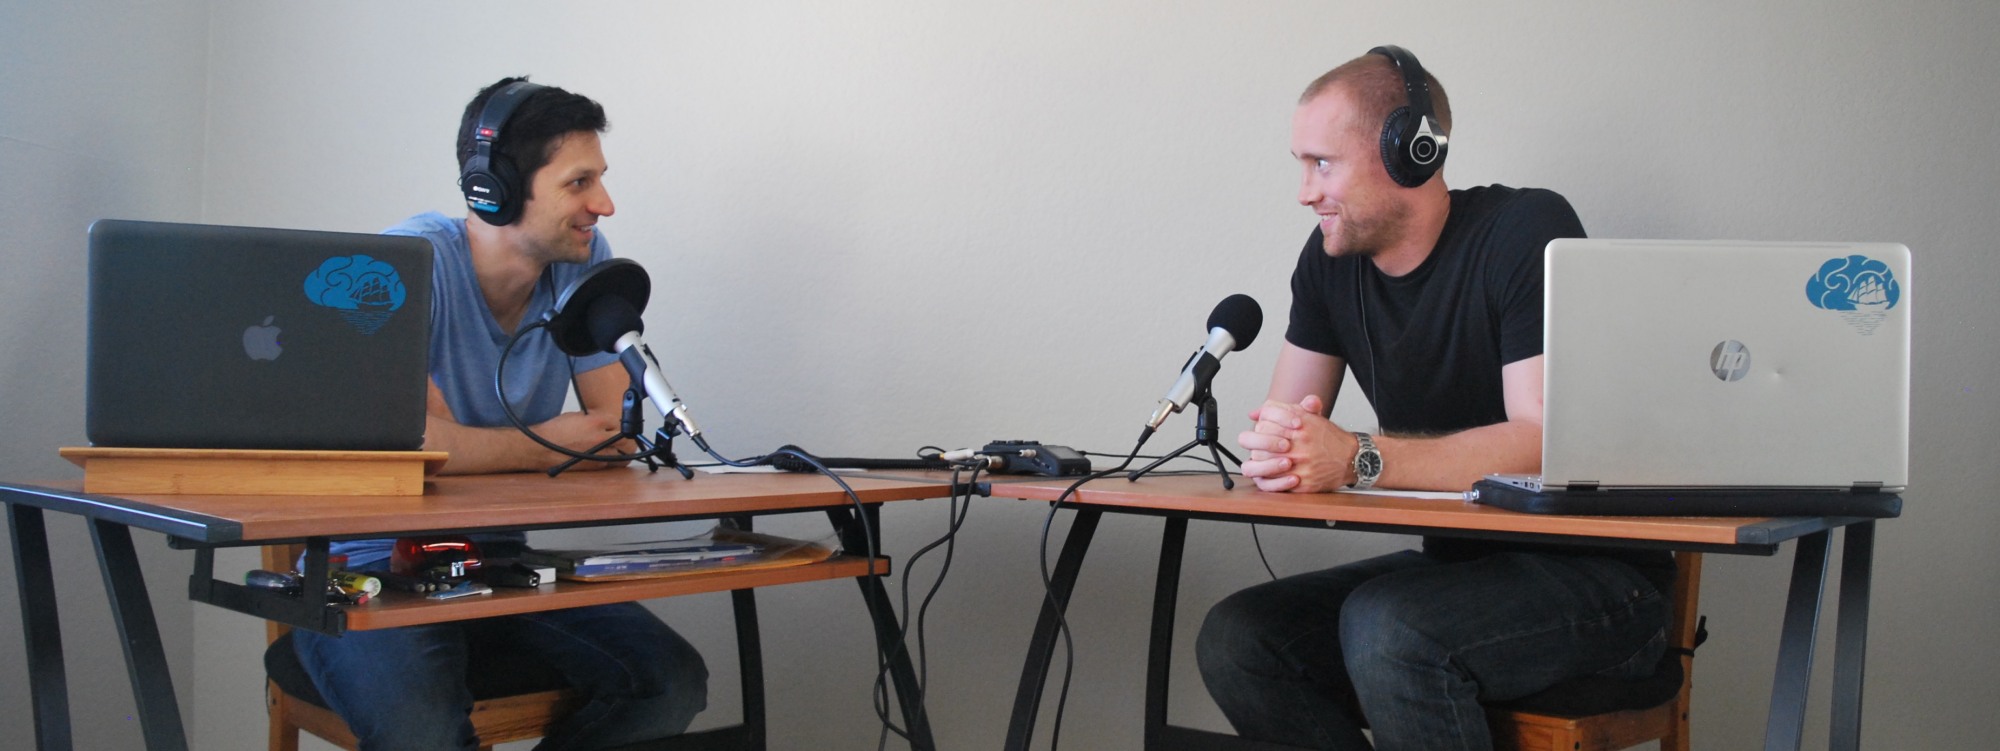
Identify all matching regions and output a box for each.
[1195,49,1671,750]
[291,77,707,751]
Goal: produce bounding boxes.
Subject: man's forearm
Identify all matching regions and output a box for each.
[1372,419,1541,492]
[422,416,559,475]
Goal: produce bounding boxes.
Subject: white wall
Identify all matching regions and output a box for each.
[0,1,211,748]
[4,0,1998,748]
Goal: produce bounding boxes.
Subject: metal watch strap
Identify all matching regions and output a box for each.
[1349,431,1381,490]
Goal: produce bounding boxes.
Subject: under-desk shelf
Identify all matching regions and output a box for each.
[341,554,891,630]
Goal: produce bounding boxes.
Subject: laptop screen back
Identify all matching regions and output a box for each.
[1541,239,1910,491]
[86,219,433,451]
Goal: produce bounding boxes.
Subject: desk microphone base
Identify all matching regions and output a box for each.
[1127,394,1241,489]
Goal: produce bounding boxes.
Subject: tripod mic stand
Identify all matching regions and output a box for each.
[548,386,694,479]
[1128,389,1242,489]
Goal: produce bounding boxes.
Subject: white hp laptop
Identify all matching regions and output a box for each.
[1494,238,1910,494]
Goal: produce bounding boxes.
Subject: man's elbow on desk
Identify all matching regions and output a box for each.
[423,414,630,476]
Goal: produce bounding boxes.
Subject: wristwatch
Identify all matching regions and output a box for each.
[1349,432,1382,490]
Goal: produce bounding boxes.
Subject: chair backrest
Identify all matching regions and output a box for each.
[1669,551,1702,646]
[1485,550,1706,751]
[1665,551,1703,727]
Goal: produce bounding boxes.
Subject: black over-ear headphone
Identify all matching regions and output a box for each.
[459,81,547,226]
[1368,45,1448,188]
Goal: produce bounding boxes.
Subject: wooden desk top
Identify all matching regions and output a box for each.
[1,469,955,543]
[993,474,1846,549]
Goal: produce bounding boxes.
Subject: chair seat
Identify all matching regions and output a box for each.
[265,631,571,709]
[1486,655,1683,718]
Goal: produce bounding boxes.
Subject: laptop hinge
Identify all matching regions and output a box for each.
[1565,481,1599,492]
[1850,481,1884,494]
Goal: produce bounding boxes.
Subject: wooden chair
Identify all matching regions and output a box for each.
[1486,551,1706,751]
[260,543,584,751]
[1140,521,1707,751]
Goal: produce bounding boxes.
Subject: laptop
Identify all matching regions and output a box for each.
[86,219,433,451]
[1481,238,1910,515]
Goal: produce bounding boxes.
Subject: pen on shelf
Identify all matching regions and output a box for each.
[373,570,443,593]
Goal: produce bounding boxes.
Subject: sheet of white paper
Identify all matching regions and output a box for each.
[1343,488,1466,501]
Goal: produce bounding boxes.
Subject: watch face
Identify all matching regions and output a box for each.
[1358,452,1383,478]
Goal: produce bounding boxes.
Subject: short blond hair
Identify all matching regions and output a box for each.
[1300,52,1452,137]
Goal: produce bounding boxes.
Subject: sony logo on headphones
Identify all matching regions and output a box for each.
[469,185,492,194]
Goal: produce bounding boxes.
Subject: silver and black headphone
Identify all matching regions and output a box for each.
[459,81,547,226]
[1368,45,1448,188]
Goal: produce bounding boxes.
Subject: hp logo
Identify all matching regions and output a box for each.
[1710,340,1752,382]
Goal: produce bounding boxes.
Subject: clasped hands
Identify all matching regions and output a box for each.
[1236,394,1359,493]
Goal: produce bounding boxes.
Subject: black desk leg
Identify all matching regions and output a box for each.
[729,587,767,750]
[1144,516,1190,749]
[9,503,73,751]
[88,519,187,751]
[725,515,768,750]
[1003,506,1103,751]
[1764,530,1830,751]
[1830,521,1875,751]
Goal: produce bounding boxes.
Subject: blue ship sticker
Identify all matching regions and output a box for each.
[1806,255,1899,335]
[304,255,408,335]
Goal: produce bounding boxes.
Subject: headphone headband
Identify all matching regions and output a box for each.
[471,81,545,158]
[1369,46,1436,130]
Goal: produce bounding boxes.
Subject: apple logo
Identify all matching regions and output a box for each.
[243,315,283,361]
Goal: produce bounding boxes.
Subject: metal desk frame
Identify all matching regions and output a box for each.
[1002,492,1884,751]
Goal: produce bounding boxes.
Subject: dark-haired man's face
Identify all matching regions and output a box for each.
[514,131,614,265]
[1291,87,1410,260]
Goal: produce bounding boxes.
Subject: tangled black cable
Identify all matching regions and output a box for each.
[1086,449,1281,580]
[687,435,932,746]
[867,457,982,751]
[1036,427,1154,751]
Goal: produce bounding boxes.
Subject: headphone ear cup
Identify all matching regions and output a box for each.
[461,153,523,226]
[1379,106,1418,188]
[485,154,524,226]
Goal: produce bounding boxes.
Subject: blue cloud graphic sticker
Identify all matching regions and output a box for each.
[304,255,407,335]
[1806,255,1899,311]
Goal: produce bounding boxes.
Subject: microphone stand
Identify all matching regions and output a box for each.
[547,386,694,479]
[1128,386,1242,489]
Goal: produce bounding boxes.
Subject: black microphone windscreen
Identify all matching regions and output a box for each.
[585,295,644,354]
[1207,294,1264,350]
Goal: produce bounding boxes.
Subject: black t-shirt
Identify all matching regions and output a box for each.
[1285,185,1582,432]
[1283,185,1673,587]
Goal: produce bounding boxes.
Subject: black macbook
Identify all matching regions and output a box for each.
[86,219,433,451]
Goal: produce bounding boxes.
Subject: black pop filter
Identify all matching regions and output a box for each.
[585,295,644,354]
[1207,293,1264,351]
[546,258,650,357]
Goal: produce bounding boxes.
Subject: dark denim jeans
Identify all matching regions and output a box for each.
[1195,550,1668,751]
[293,602,707,751]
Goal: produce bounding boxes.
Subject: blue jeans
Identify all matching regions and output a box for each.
[1195,549,1669,751]
[293,602,708,751]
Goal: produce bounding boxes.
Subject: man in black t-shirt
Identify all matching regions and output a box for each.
[1193,49,1672,751]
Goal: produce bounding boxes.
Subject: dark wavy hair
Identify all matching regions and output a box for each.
[455,76,608,199]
